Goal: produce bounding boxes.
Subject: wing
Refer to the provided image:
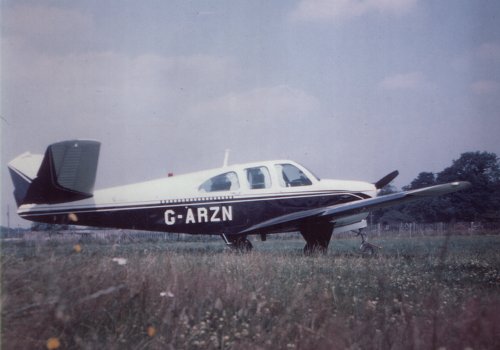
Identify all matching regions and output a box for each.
[239,181,471,234]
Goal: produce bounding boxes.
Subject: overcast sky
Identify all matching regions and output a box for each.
[2,0,500,227]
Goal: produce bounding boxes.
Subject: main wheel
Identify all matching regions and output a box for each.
[231,237,253,252]
[239,238,253,252]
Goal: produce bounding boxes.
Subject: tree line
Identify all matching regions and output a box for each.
[374,151,500,224]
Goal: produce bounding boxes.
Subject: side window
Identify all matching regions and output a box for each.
[199,172,240,192]
[275,164,312,187]
[246,166,271,189]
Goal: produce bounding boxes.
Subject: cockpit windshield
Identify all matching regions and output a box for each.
[275,164,313,187]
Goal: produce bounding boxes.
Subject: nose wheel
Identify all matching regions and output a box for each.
[356,230,380,255]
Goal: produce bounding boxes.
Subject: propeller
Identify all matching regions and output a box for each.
[374,170,399,189]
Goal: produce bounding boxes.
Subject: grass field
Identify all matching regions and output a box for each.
[2,234,499,349]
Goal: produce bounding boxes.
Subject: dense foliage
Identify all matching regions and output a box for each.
[376,151,500,223]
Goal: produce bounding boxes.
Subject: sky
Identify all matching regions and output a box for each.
[2,0,500,228]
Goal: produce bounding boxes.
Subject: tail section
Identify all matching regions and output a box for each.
[8,153,44,206]
[8,140,100,206]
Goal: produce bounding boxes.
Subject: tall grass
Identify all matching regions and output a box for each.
[2,235,499,349]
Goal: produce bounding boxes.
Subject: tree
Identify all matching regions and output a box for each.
[375,152,500,223]
[401,172,441,222]
[435,151,500,222]
[371,184,400,224]
[402,172,437,191]
[373,173,442,224]
[438,152,500,184]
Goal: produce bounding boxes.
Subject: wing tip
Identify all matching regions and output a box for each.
[451,181,472,190]
[410,181,471,197]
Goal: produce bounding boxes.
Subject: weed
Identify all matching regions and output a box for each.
[1,235,499,349]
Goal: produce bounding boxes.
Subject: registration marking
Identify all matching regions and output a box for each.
[165,206,233,226]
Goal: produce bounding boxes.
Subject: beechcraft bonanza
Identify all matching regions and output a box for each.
[9,140,470,253]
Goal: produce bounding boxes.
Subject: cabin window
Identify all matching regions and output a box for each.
[275,164,312,187]
[198,172,240,192]
[245,166,271,189]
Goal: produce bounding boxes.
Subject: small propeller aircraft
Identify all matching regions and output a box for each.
[8,140,470,253]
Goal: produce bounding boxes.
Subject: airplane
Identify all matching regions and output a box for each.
[8,140,470,254]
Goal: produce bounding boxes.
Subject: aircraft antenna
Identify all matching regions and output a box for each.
[223,149,230,167]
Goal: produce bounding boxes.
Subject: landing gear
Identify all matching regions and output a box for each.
[356,230,379,255]
[300,223,333,255]
[303,242,328,255]
[221,234,253,252]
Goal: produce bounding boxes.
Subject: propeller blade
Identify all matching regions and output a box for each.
[374,170,399,189]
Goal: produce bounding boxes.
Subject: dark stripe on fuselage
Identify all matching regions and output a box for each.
[20,191,369,216]
[20,191,371,234]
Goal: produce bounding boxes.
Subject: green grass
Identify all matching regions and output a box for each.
[2,234,499,349]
